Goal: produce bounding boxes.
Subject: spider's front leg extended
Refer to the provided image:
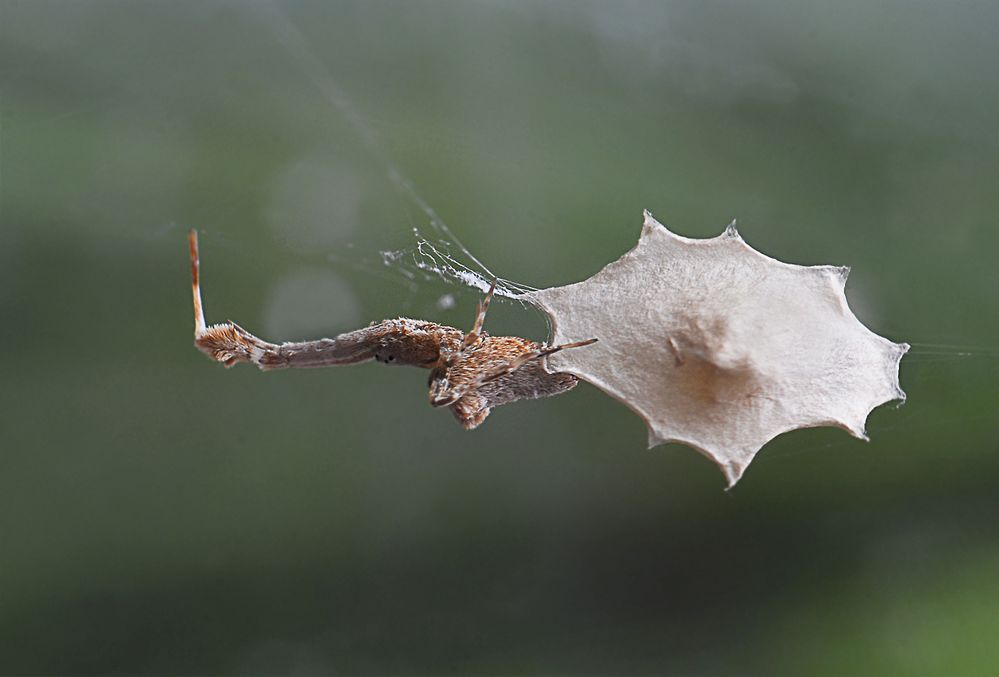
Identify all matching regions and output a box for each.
[188,230,461,370]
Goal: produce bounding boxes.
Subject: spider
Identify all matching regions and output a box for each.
[187,231,597,429]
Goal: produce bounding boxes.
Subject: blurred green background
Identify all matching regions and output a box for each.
[2,1,998,674]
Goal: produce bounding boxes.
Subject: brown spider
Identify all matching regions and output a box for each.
[187,231,597,429]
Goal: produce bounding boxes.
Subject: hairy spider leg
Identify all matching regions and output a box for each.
[188,230,282,367]
[188,230,408,370]
[478,338,599,386]
[462,278,497,349]
[435,336,599,408]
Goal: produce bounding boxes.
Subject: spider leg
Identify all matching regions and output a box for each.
[478,338,598,385]
[189,229,207,337]
[449,393,491,430]
[434,337,597,406]
[189,230,440,370]
[447,361,582,429]
[189,231,288,367]
[189,230,281,367]
[462,278,497,349]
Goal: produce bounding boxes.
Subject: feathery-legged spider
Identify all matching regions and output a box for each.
[188,231,596,429]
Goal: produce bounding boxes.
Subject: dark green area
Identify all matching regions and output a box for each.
[1,1,998,674]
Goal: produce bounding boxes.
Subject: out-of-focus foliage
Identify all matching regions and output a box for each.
[1,1,997,674]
